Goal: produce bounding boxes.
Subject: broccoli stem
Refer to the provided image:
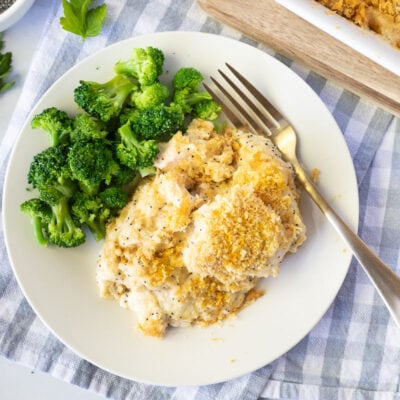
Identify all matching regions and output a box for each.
[79,182,101,197]
[184,91,212,106]
[30,216,48,246]
[138,165,156,178]
[87,220,106,241]
[104,76,134,106]
[120,125,140,150]
[47,194,85,247]
[51,197,70,231]
[55,181,76,198]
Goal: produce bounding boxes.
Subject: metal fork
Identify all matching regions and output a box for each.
[204,63,400,328]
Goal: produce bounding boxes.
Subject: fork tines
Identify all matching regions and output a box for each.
[204,63,284,136]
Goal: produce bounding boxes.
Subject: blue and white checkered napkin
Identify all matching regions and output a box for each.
[1,1,400,399]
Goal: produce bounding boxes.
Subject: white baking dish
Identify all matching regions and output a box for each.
[275,0,400,76]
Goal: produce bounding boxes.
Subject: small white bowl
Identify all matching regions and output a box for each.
[0,0,35,32]
[275,0,400,76]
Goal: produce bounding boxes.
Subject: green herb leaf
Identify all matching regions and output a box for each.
[0,33,15,95]
[85,4,107,38]
[0,52,12,79]
[0,81,14,93]
[60,0,107,40]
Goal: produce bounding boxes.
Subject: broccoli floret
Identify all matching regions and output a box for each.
[172,68,221,121]
[71,192,110,241]
[133,103,184,140]
[20,198,52,246]
[25,144,82,248]
[193,99,222,121]
[71,113,109,141]
[31,107,73,146]
[110,165,136,187]
[39,187,85,248]
[114,47,164,86]
[131,82,169,110]
[119,106,139,125]
[68,139,119,196]
[172,67,203,91]
[116,121,159,170]
[27,144,76,198]
[74,74,137,122]
[173,88,213,114]
[99,187,129,210]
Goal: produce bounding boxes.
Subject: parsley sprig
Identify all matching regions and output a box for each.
[60,0,107,40]
[0,33,15,94]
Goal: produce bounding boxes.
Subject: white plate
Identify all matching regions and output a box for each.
[3,31,358,387]
[275,0,400,76]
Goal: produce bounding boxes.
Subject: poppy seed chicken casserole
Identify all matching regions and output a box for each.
[96,119,307,338]
[316,0,400,48]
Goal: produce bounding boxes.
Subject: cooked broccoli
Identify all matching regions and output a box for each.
[31,107,73,146]
[27,144,76,198]
[71,113,109,141]
[133,103,184,140]
[20,198,51,246]
[71,192,110,241]
[110,165,136,188]
[116,121,159,170]
[172,67,203,91]
[99,187,129,210]
[39,187,85,248]
[131,82,169,110]
[119,106,139,125]
[193,99,222,121]
[114,47,164,87]
[23,54,223,250]
[24,144,83,247]
[173,88,213,114]
[172,67,221,121]
[68,139,119,196]
[74,74,137,122]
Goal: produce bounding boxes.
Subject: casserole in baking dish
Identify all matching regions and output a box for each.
[275,0,400,75]
[316,0,400,49]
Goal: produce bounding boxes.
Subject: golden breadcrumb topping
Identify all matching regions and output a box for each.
[96,119,306,338]
[316,0,400,48]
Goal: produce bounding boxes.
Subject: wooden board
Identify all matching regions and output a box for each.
[198,0,400,116]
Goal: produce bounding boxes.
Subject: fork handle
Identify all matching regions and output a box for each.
[293,159,400,327]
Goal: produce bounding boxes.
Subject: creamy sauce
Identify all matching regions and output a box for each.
[96,119,307,338]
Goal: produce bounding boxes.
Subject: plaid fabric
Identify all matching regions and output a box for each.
[1,1,399,399]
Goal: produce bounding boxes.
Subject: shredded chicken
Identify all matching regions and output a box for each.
[96,119,306,338]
